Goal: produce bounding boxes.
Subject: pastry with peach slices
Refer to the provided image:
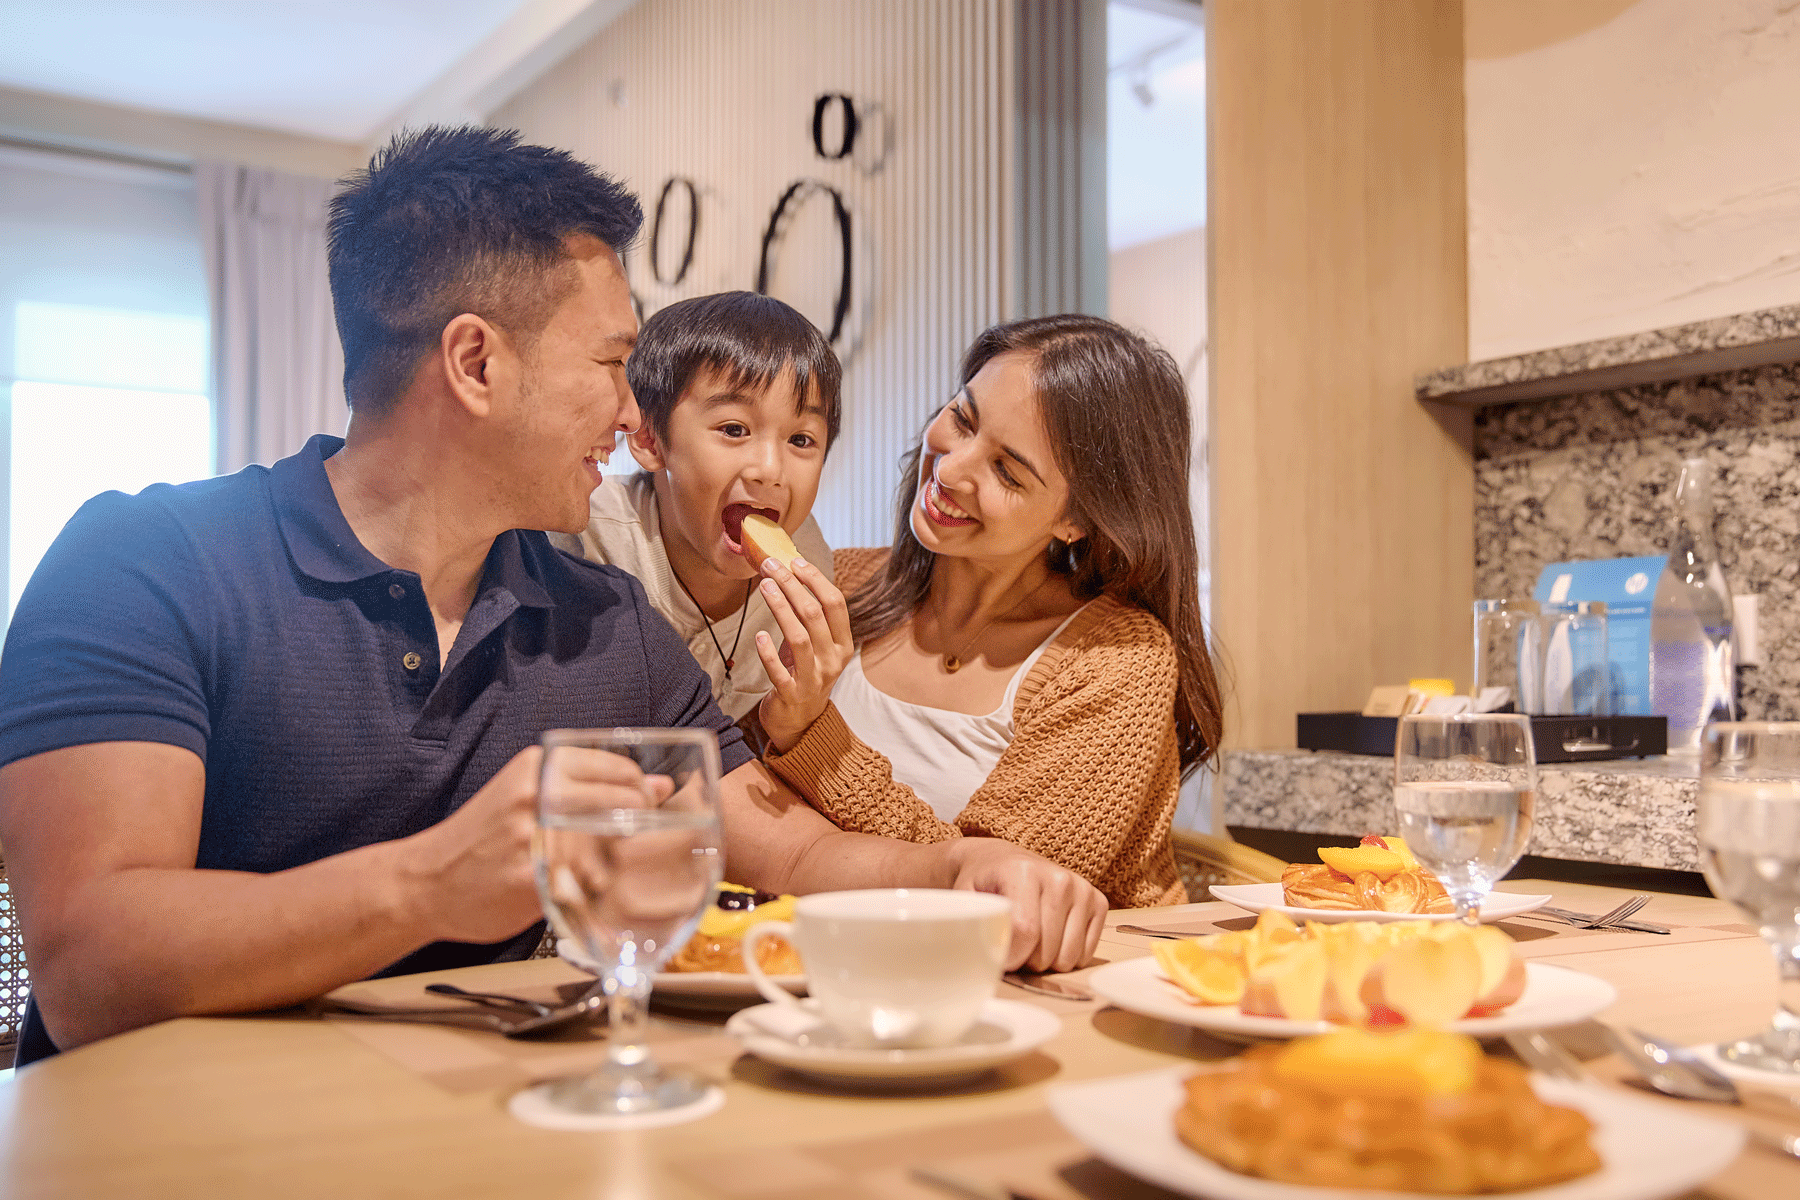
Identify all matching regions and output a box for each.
[1176,1028,1601,1192]
[1282,834,1455,914]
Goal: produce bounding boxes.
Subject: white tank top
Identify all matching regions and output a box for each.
[830,606,1088,823]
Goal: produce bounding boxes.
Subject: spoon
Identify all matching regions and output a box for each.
[425,982,555,1016]
[1606,1027,1744,1104]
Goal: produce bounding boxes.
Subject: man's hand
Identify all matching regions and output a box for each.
[941,837,1107,973]
[753,555,854,751]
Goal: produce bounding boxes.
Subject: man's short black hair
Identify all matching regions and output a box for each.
[628,292,843,450]
[327,125,642,415]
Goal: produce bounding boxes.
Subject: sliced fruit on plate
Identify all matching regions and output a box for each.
[1242,940,1328,1022]
[1319,844,1408,880]
[1153,940,1246,1005]
[1365,932,1483,1027]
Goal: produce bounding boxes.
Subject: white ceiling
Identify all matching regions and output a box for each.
[0,0,535,143]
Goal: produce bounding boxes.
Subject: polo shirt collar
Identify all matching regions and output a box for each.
[270,433,558,609]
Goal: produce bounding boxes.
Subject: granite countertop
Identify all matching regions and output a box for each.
[1220,748,1700,871]
[1417,302,1800,408]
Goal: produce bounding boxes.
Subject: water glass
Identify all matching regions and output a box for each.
[1698,722,1800,1075]
[1473,599,1540,713]
[1536,600,1610,717]
[521,728,724,1118]
[1394,714,1537,926]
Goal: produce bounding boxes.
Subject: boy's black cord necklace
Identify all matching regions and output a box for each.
[673,572,754,678]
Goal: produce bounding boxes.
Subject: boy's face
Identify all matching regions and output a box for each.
[632,364,831,588]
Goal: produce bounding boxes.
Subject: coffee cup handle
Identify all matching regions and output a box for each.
[741,921,804,1009]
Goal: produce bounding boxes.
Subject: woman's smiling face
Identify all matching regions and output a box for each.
[910,351,1081,562]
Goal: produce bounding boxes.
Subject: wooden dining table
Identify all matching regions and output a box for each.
[2,879,1797,1199]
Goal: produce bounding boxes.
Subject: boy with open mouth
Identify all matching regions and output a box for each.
[557,290,844,721]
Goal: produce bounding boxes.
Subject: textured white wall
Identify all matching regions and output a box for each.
[1466,0,1800,360]
[493,0,1023,549]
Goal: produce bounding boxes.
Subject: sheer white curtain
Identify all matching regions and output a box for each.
[196,163,345,472]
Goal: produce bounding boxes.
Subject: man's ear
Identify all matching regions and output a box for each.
[439,313,509,418]
[627,423,666,471]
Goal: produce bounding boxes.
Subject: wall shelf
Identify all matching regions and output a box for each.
[1417,302,1800,408]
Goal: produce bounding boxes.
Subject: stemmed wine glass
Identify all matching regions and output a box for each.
[1394,714,1537,926]
[1697,722,1800,1075]
[515,727,724,1121]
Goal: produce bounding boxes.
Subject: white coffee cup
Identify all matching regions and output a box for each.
[741,888,1011,1049]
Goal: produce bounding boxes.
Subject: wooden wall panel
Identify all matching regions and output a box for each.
[1207,0,1472,750]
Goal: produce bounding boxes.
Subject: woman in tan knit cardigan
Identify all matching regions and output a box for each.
[749,314,1223,913]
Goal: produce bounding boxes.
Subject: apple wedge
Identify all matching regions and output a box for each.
[1362,933,1483,1027]
[1242,940,1328,1021]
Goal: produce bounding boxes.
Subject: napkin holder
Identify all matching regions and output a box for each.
[1295,713,1667,763]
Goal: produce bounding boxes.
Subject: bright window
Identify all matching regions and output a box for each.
[8,301,211,617]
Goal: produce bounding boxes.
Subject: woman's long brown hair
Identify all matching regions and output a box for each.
[848,314,1224,771]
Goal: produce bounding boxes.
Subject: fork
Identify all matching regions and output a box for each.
[1538,894,1654,930]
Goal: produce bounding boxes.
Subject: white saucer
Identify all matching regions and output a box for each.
[725,998,1059,1084]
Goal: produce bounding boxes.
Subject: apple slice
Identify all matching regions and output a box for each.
[1242,940,1328,1021]
[1367,934,1483,1027]
[739,514,800,570]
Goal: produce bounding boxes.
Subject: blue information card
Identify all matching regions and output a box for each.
[1532,556,1665,716]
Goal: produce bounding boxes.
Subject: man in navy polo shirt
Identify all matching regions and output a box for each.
[0,128,1106,1063]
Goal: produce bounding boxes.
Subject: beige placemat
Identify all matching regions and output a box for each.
[317,972,742,1094]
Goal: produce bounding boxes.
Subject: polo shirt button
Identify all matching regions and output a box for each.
[402,652,422,671]
[388,583,406,600]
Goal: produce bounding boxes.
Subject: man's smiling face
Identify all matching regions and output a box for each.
[496,236,641,534]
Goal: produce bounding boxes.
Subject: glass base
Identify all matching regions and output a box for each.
[1716,1026,1800,1076]
[541,1061,712,1117]
[509,1064,724,1131]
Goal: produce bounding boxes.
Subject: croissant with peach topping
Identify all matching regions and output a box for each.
[1282,834,1455,914]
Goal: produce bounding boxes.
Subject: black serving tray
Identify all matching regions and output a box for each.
[1295,712,1668,763]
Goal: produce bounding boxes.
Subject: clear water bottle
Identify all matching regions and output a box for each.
[1650,457,1735,755]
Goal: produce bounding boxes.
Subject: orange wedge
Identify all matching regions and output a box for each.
[1154,939,1248,1005]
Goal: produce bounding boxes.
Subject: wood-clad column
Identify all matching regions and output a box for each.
[1207,0,1472,750]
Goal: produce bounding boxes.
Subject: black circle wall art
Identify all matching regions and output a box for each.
[811,93,859,161]
[648,176,700,287]
[756,179,852,345]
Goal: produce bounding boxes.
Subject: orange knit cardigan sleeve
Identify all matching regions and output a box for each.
[762,547,1186,909]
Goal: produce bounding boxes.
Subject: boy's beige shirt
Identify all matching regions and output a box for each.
[556,473,834,719]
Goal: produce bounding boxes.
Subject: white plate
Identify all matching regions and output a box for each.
[1048,1065,1744,1200]
[557,938,805,1008]
[726,998,1060,1083]
[1088,955,1616,1039]
[1210,882,1552,924]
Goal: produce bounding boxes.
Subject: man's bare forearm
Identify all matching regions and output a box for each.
[0,741,546,1051]
[29,839,440,1048]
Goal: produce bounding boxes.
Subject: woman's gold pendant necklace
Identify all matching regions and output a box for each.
[935,575,1051,674]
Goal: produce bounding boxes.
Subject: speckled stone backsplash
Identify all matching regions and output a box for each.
[1474,362,1800,719]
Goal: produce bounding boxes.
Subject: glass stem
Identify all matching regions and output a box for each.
[1454,891,1482,928]
[1770,931,1800,1035]
[607,965,653,1074]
